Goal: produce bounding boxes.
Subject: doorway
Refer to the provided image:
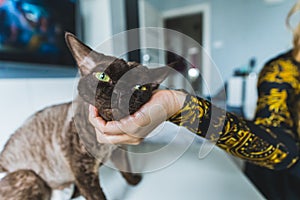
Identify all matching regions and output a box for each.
[138,1,211,96]
[164,13,203,47]
[164,13,203,95]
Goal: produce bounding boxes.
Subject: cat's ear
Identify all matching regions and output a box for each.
[65,32,96,75]
[149,66,171,88]
[65,32,118,75]
[65,32,103,75]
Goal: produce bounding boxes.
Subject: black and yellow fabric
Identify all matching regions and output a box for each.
[168,50,300,199]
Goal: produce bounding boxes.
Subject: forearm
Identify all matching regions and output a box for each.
[168,93,299,170]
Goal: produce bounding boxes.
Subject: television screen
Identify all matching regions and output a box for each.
[0,0,78,66]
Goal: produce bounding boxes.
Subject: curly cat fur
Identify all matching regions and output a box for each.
[0,169,51,200]
[0,98,124,200]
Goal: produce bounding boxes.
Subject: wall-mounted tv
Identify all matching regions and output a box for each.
[0,0,80,67]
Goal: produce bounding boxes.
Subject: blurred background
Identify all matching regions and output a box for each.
[0,0,297,199]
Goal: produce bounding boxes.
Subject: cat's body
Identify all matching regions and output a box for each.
[0,33,170,200]
[0,100,118,200]
[0,103,76,190]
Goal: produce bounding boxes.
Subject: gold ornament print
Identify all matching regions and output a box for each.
[169,52,300,170]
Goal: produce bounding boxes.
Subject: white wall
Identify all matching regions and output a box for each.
[80,0,113,48]
[0,78,77,151]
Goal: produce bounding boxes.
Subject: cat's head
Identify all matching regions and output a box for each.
[65,32,170,121]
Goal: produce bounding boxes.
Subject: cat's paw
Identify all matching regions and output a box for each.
[123,173,142,186]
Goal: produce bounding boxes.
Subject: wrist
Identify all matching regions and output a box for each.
[166,90,187,118]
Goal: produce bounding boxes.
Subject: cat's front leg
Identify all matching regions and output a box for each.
[111,146,142,185]
[67,121,107,200]
[70,153,106,200]
[68,137,105,199]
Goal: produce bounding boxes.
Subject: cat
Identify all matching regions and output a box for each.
[0,32,170,200]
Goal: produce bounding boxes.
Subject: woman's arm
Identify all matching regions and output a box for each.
[169,58,300,170]
[89,58,300,170]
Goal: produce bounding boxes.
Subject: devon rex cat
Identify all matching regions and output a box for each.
[0,33,170,200]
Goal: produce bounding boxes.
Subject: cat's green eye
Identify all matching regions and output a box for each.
[94,72,111,82]
[134,85,147,91]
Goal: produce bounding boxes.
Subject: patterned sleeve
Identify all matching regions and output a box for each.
[168,58,300,170]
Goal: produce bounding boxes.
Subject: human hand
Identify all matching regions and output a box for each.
[88,90,187,145]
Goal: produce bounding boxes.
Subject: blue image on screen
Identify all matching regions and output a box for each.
[0,0,77,66]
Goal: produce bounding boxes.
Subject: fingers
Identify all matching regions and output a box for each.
[88,105,143,145]
[89,104,98,118]
[88,105,119,134]
[95,129,143,145]
[88,105,106,132]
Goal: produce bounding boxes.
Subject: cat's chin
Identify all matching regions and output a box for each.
[100,108,128,121]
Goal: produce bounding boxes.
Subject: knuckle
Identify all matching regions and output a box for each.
[131,139,142,145]
[95,130,107,144]
[96,134,104,144]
